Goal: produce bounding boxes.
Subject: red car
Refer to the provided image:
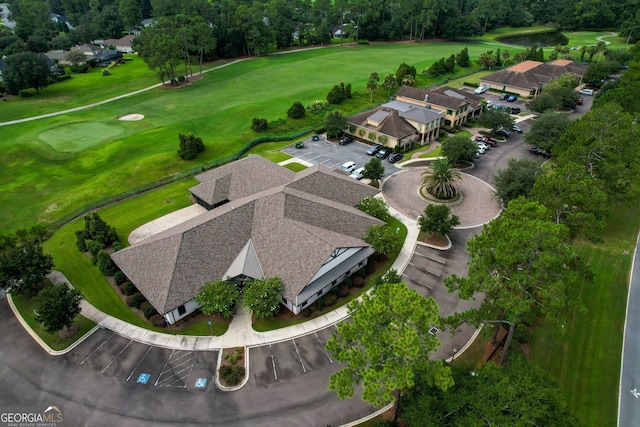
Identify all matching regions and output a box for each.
[576,98,583,105]
[474,135,497,147]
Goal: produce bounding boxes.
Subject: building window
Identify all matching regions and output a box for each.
[177,305,186,315]
[301,300,308,307]
[282,297,287,304]
[317,289,323,296]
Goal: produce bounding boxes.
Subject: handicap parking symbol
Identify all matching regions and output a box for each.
[194,377,207,388]
[136,373,151,384]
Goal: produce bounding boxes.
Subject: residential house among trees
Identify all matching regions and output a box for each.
[111,156,382,324]
[480,59,587,97]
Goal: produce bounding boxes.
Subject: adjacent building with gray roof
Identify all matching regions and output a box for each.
[112,156,382,323]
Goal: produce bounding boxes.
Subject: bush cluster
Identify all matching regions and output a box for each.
[143,304,157,319]
[219,365,245,386]
[326,82,352,105]
[251,117,268,132]
[70,64,89,73]
[129,292,146,309]
[323,293,337,306]
[177,133,205,160]
[149,314,165,327]
[287,101,305,119]
[121,281,137,296]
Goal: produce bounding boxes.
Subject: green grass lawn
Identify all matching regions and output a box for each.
[530,204,639,427]
[282,162,308,172]
[11,291,97,351]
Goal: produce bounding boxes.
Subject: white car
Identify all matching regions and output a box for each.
[475,142,489,154]
[350,167,365,180]
[474,85,488,95]
[485,100,493,108]
[339,161,357,173]
[579,88,594,96]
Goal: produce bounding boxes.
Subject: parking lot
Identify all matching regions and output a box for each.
[65,327,219,391]
[280,135,402,178]
[249,325,336,387]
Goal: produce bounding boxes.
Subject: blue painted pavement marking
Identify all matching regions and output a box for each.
[137,373,151,384]
[194,377,207,388]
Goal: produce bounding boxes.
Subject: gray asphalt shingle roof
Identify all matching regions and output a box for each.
[112,161,382,313]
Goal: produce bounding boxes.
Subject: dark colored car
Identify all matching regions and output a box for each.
[339,135,353,145]
[295,141,304,148]
[366,144,382,155]
[530,146,551,158]
[495,128,511,138]
[510,107,521,114]
[311,134,320,141]
[388,152,404,163]
[499,93,508,100]
[506,95,517,102]
[576,98,583,105]
[511,124,524,133]
[376,147,391,159]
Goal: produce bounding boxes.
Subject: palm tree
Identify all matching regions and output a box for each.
[366,78,378,102]
[421,158,462,200]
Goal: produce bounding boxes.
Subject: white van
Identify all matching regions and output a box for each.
[579,88,594,96]
[339,161,357,173]
[474,85,488,95]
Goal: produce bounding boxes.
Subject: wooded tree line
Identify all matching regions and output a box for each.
[4,0,640,61]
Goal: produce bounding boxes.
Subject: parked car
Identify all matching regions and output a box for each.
[579,88,594,96]
[499,93,508,100]
[350,167,365,180]
[476,144,487,155]
[295,141,304,148]
[475,141,490,152]
[339,161,357,173]
[388,152,404,163]
[529,146,551,158]
[474,85,488,95]
[510,107,521,114]
[376,147,391,159]
[576,98,583,105]
[506,95,518,102]
[495,128,511,138]
[339,135,353,145]
[511,124,524,133]
[366,144,382,155]
[474,135,497,146]
[485,100,493,108]
[311,134,320,141]
[525,100,533,106]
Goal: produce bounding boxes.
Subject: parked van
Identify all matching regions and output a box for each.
[339,161,357,173]
[474,85,488,95]
[579,88,594,96]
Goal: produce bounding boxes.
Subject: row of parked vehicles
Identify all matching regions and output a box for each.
[366,143,404,163]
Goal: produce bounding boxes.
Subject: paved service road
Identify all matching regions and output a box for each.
[618,232,640,427]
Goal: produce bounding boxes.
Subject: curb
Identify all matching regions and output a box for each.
[416,234,452,251]
[215,346,250,391]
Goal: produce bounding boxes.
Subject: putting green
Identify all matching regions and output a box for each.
[39,122,124,152]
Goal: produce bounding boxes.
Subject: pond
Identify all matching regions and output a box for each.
[496,30,569,47]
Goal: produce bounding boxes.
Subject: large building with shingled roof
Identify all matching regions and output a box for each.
[111,156,383,324]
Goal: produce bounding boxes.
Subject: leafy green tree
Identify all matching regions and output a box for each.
[366,78,378,102]
[547,86,580,110]
[493,158,539,204]
[64,50,87,66]
[477,107,514,133]
[401,357,581,426]
[427,57,446,77]
[251,117,268,132]
[528,93,561,113]
[133,17,182,84]
[327,84,344,104]
[445,54,455,73]
[395,62,416,81]
[119,0,143,33]
[524,112,571,153]
[77,213,118,249]
[36,285,82,334]
[583,60,622,88]
[532,162,608,239]
[383,73,396,96]
[441,134,477,165]
[418,204,460,237]
[445,198,590,364]
[0,242,54,297]
[287,101,305,119]
[243,277,283,320]
[357,197,390,222]
[97,250,117,276]
[362,157,385,186]
[421,158,461,200]
[364,225,401,256]
[544,73,581,92]
[196,279,240,319]
[178,133,205,160]
[326,281,452,422]
[455,47,470,67]
[324,111,346,139]
[2,52,52,94]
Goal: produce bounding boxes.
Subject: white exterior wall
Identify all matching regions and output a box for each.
[163,298,202,325]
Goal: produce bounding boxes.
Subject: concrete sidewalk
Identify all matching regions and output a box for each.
[46,198,419,351]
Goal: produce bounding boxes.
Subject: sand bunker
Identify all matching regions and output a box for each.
[118,113,145,121]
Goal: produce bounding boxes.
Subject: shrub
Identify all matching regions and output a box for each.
[327,84,343,104]
[140,301,151,312]
[149,314,166,327]
[317,298,325,311]
[225,348,243,365]
[251,117,268,132]
[87,59,97,68]
[365,261,376,275]
[219,365,245,386]
[18,89,33,98]
[342,276,353,288]
[86,240,104,262]
[56,74,71,81]
[323,294,337,306]
[514,324,532,344]
[143,304,157,319]
[70,64,89,73]
[101,69,110,76]
[178,75,185,82]
[352,276,366,287]
[114,271,127,285]
[338,285,350,297]
[287,101,305,119]
[356,268,366,278]
[112,241,122,251]
[75,230,87,252]
[177,133,205,160]
[121,281,137,296]
[129,292,146,308]
[302,308,312,317]
[97,250,116,276]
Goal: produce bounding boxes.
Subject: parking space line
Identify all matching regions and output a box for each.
[80,331,115,365]
[408,261,441,277]
[413,251,446,264]
[155,351,196,387]
[155,349,176,387]
[270,345,278,381]
[292,339,307,373]
[315,332,333,363]
[404,274,434,291]
[126,345,153,381]
[182,351,198,388]
[101,339,133,374]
